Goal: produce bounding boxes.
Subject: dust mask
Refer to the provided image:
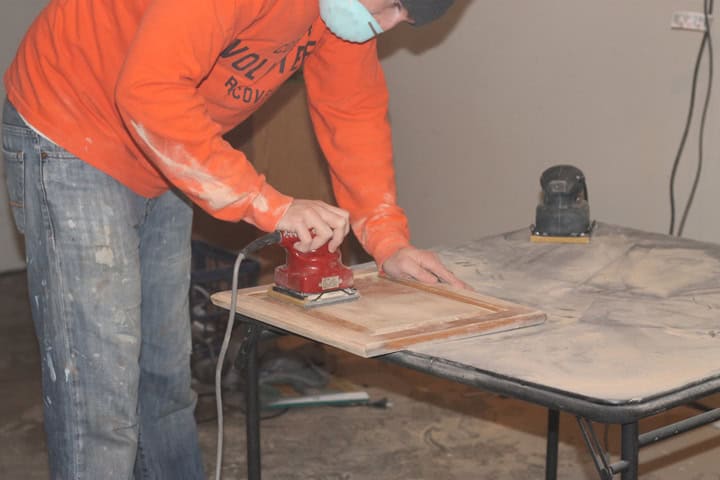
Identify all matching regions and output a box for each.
[319,0,384,43]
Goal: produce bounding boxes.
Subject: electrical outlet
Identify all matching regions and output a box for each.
[671,11,712,31]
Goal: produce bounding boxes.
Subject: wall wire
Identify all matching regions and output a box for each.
[669,0,714,236]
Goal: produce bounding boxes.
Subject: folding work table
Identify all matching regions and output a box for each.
[218,223,720,479]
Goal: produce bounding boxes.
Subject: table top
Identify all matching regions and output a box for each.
[394,223,720,416]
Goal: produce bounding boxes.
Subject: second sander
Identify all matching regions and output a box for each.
[530,164,594,243]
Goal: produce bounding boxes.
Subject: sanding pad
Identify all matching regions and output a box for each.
[530,233,590,244]
[268,285,360,308]
[530,220,595,244]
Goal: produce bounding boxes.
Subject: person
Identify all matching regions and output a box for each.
[2,0,462,478]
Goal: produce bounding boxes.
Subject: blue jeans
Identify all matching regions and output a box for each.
[2,100,205,479]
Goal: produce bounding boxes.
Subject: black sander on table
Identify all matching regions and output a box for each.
[530,164,594,244]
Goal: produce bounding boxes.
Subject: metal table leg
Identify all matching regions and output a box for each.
[620,422,639,480]
[241,320,263,480]
[546,409,560,480]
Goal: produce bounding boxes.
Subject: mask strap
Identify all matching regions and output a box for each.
[368,22,379,36]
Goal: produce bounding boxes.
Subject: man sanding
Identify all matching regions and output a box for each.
[2,0,462,477]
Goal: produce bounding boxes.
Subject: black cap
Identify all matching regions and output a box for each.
[403,0,455,26]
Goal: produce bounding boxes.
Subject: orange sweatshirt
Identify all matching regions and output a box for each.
[5,0,410,267]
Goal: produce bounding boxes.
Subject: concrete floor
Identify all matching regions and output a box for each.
[1,270,719,479]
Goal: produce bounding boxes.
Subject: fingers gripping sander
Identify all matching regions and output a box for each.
[270,232,360,307]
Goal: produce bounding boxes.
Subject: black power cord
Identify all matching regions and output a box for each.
[669,0,714,236]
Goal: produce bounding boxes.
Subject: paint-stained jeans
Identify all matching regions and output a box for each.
[2,99,205,480]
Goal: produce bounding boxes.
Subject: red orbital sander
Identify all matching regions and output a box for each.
[270,231,360,308]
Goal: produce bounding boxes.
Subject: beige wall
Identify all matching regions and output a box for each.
[379,0,720,248]
[2,1,718,271]
[0,0,47,271]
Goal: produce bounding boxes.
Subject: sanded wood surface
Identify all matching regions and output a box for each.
[211,270,545,357]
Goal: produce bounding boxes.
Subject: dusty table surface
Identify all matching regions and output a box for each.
[410,223,720,404]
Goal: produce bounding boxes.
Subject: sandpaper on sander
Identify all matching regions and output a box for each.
[269,231,360,307]
[530,165,594,244]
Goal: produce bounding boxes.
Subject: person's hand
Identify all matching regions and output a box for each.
[382,246,471,290]
[275,199,350,252]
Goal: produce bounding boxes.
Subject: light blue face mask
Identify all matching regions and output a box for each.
[319,0,384,43]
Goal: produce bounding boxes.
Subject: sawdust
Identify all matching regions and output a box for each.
[586,246,720,298]
[417,225,720,402]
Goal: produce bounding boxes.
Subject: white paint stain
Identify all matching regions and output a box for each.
[95,247,114,267]
[272,203,290,218]
[46,397,52,406]
[68,220,76,229]
[64,368,70,383]
[34,295,40,310]
[352,217,367,233]
[114,333,138,345]
[252,193,268,212]
[352,217,368,244]
[85,137,93,144]
[357,204,400,245]
[131,121,246,211]
[46,354,56,382]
